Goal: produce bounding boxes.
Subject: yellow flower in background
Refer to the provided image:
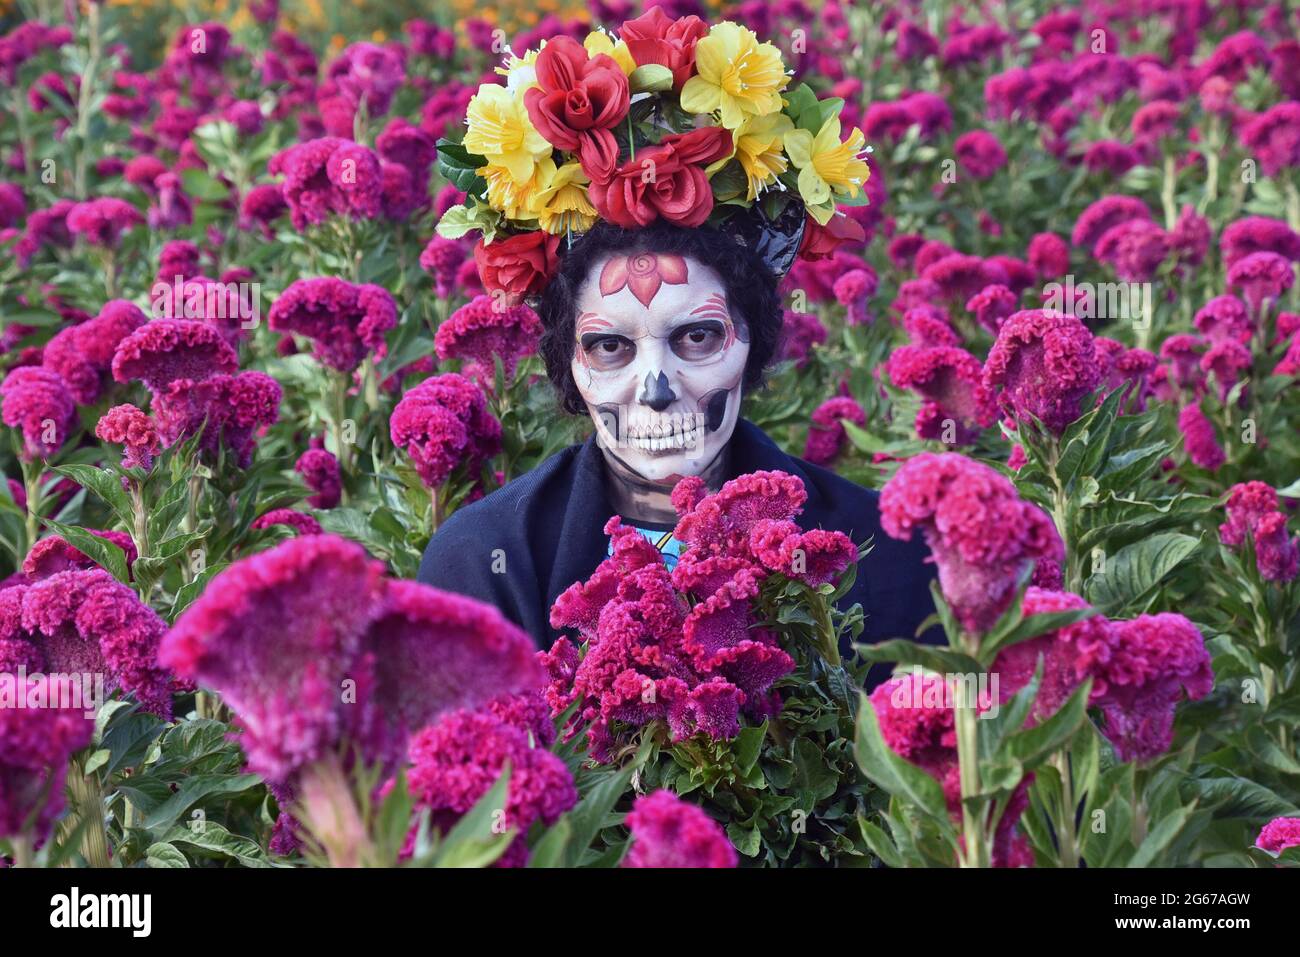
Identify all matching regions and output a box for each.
[680,22,789,130]
[464,84,552,185]
[496,48,542,93]
[484,156,554,220]
[732,113,794,200]
[533,162,598,234]
[784,117,871,221]
[584,29,635,76]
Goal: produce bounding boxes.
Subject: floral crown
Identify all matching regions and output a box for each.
[433,8,873,304]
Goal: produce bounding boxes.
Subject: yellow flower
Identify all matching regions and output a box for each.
[533,162,599,234]
[784,117,871,221]
[732,113,794,200]
[680,22,789,130]
[584,30,635,76]
[495,48,541,93]
[484,157,554,220]
[464,84,552,185]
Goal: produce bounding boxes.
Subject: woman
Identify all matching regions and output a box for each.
[418,219,937,657]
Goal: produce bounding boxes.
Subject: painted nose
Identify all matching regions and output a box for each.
[638,370,677,411]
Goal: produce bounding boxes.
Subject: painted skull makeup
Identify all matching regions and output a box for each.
[572,252,750,485]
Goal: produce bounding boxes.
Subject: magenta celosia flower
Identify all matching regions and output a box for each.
[966,284,1017,332]
[1082,140,1141,176]
[2,568,173,716]
[1071,195,1152,252]
[983,309,1101,434]
[803,396,865,465]
[922,254,1001,303]
[1256,817,1300,855]
[902,305,959,348]
[622,790,736,868]
[1221,216,1300,269]
[268,277,397,372]
[22,531,137,581]
[43,300,148,405]
[992,588,1116,720]
[152,371,281,468]
[433,295,542,385]
[832,268,877,325]
[1253,512,1299,583]
[880,452,1062,633]
[158,535,543,784]
[240,183,288,236]
[1219,482,1280,548]
[94,403,159,471]
[252,508,322,536]
[405,706,576,867]
[111,319,239,393]
[1242,103,1300,176]
[376,116,437,184]
[147,172,193,231]
[389,373,502,489]
[1,366,76,460]
[268,138,384,230]
[888,345,997,445]
[1095,219,1171,282]
[419,237,467,299]
[65,198,143,248]
[1194,295,1251,344]
[1200,339,1252,401]
[954,130,1007,179]
[326,42,405,116]
[0,675,95,842]
[158,240,201,282]
[1178,403,1225,471]
[942,24,1007,69]
[1227,251,1296,314]
[778,309,828,365]
[1094,613,1212,763]
[295,444,341,509]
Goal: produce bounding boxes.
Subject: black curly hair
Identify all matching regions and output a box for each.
[537,221,784,415]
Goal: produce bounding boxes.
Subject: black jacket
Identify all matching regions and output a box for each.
[418,419,938,670]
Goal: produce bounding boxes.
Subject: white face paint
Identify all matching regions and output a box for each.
[571,251,750,484]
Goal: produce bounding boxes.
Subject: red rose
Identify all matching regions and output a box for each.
[798,212,867,261]
[523,37,629,184]
[588,127,732,229]
[619,7,708,89]
[473,232,561,303]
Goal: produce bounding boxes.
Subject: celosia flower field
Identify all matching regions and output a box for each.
[1,0,1300,872]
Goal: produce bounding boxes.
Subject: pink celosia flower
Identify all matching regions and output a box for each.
[0,367,76,459]
[0,675,95,843]
[983,309,1101,434]
[2,568,173,716]
[1200,339,1252,401]
[65,197,143,248]
[405,706,576,867]
[1071,195,1152,252]
[1219,481,1280,548]
[803,396,865,465]
[1027,232,1070,279]
[295,444,341,509]
[268,138,384,230]
[778,310,827,365]
[43,300,148,405]
[966,284,1016,332]
[954,130,1007,179]
[1221,216,1300,269]
[832,268,877,325]
[240,183,288,236]
[1194,295,1252,344]
[433,295,542,385]
[922,254,1001,303]
[95,403,160,471]
[268,277,397,372]
[1227,251,1296,314]
[326,42,405,116]
[111,319,239,393]
[879,452,1062,632]
[389,373,502,489]
[1242,103,1300,176]
[22,531,137,580]
[1253,512,1299,583]
[1178,403,1225,471]
[1094,613,1212,763]
[159,535,543,784]
[1094,219,1171,282]
[152,371,281,468]
[1256,817,1300,855]
[887,345,997,444]
[251,508,322,536]
[419,237,467,299]
[622,790,737,868]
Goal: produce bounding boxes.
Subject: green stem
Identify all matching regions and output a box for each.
[1161,152,1177,230]
[1051,750,1080,868]
[12,833,34,868]
[67,754,111,868]
[331,373,353,499]
[952,670,988,868]
[73,3,103,199]
[22,459,43,559]
[1285,178,1300,233]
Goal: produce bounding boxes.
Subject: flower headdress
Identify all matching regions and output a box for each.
[434,9,873,304]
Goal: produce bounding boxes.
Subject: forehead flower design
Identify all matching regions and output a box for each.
[598,252,689,307]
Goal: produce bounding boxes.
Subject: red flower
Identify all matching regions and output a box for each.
[523,36,629,184]
[618,7,708,89]
[473,232,561,304]
[588,127,732,229]
[799,212,867,261]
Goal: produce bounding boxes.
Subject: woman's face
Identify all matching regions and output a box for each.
[571,251,750,483]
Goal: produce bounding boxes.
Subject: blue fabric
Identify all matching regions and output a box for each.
[418,419,940,684]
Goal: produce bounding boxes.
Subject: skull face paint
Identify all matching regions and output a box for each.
[572,252,750,484]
